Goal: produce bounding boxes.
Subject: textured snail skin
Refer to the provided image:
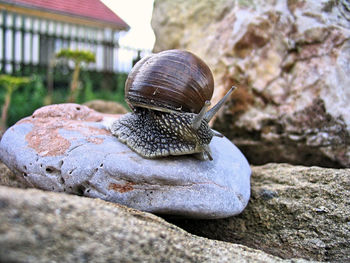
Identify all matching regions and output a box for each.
[110,108,214,160]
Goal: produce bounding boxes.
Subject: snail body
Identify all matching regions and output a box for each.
[110,50,235,160]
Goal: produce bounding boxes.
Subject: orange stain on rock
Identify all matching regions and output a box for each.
[87,137,104,144]
[20,103,122,157]
[26,126,71,157]
[108,182,135,193]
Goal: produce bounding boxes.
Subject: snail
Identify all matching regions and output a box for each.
[110,49,235,161]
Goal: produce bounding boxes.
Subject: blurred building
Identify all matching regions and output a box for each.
[0,0,144,74]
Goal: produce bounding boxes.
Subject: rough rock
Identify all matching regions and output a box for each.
[169,163,350,262]
[0,103,251,219]
[152,0,350,167]
[0,186,311,263]
[83,99,129,114]
[0,161,27,189]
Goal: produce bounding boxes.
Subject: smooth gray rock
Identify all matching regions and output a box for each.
[0,103,251,219]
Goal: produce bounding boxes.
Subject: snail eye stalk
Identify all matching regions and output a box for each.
[204,86,237,122]
[192,101,211,130]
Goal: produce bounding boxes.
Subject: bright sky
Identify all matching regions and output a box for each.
[101,0,155,50]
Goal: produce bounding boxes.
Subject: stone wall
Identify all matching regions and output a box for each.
[152,0,350,167]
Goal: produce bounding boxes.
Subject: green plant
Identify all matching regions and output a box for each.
[0,75,31,131]
[78,70,95,103]
[9,76,46,124]
[56,49,96,103]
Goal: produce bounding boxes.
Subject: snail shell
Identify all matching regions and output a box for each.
[110,49,236,161]
[125,49,214,114]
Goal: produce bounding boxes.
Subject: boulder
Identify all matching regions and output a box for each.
[151,0,350,167]
[0,103,251,219]
[0,185,310,263]
[169,163,350,262]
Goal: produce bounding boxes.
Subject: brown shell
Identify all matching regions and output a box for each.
[125,49,214,114]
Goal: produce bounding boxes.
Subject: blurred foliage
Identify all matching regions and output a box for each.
[0,70,128,127]
[55,49,96,102]
[56,49,96,64]
[0,49,130,128]
[0,75,32,130]
[0,75,31,93]
[0,75,43,128]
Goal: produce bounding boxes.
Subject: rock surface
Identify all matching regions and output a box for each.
[0,186,311,263]
[83,99,129,114]
[0,162,27,189]
[152,0,350,167]
[169,163,350,262]
[0,103,251,219]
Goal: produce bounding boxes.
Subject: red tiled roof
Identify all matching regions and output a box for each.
[6,0,129,30]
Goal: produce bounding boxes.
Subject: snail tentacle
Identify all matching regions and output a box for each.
[204,86,236,122]
[192,100,211,130]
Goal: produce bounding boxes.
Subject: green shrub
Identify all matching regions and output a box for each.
[0,70,129,127]
[75,71,128,108]
[2,75,46,127]
[56,49,96,103]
